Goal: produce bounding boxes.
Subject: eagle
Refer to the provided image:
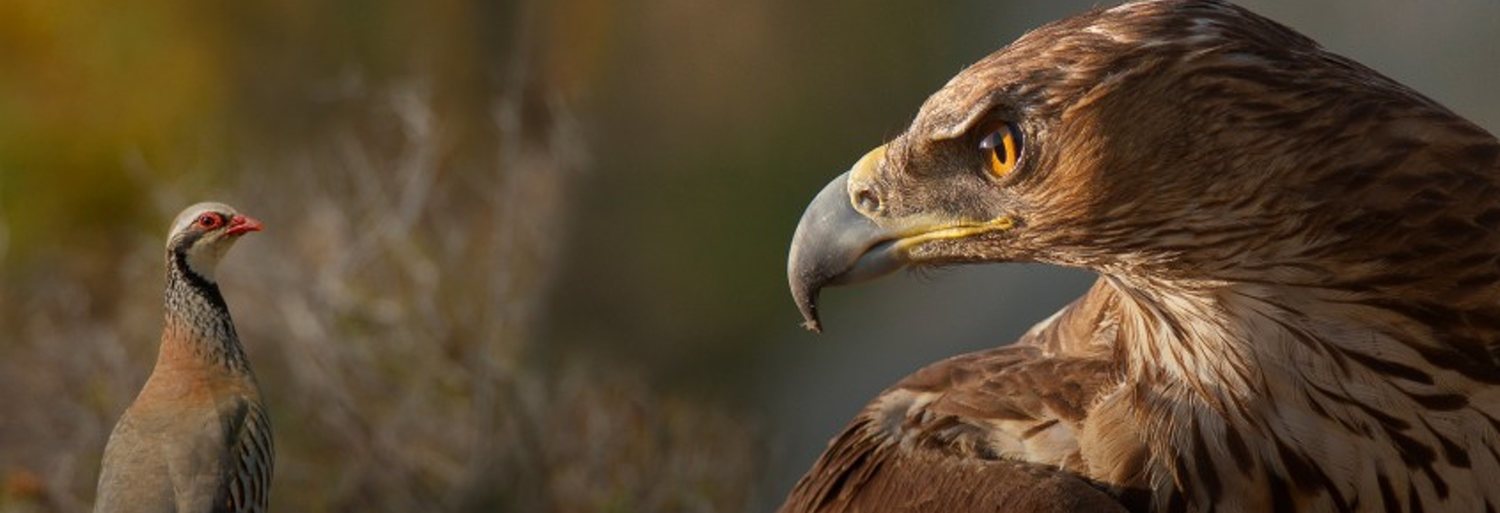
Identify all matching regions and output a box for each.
[781,1,1500,512]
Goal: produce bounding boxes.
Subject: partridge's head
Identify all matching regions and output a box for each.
[167,202,263,281]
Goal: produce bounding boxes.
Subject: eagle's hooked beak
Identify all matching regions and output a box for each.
[788,145,914,334]
[787,170,907,333]
[788,145,1017,333]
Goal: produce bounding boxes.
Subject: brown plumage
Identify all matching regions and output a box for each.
[784,1,1500,512]
[95,202,272,513]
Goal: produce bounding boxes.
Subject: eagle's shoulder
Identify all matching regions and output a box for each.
[780,282,1143,512]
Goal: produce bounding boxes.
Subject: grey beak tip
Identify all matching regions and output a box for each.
[791,275,825,333]
[801,320,823,334]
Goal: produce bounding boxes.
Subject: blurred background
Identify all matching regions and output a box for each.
[0,0,1496,511]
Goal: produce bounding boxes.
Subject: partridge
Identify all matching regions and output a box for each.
[95,202,272,513]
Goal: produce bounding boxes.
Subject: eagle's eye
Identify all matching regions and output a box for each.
[979,123,1022,178]
[196,212,224,230]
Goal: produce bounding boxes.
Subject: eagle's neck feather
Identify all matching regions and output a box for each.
[1095,275,1500,511]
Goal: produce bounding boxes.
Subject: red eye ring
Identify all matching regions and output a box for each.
[196,213,224,229]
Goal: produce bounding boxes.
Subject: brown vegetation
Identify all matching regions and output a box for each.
[0,74,758,513]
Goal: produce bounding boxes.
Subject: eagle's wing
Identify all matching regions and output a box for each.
[780,281,1143,513]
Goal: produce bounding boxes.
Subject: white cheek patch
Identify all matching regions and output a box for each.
[185,235,238,282]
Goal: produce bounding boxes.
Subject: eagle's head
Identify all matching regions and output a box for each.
[789,0,1500,332]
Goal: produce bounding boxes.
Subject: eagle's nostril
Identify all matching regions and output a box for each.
[854,189,881,215]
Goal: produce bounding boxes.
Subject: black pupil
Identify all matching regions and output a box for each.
[988,131,1008,163]
[201,214,216,226]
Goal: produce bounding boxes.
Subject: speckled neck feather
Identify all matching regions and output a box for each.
[162,245,250,373]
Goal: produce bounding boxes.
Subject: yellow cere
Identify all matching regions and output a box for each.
[850,144,889,184]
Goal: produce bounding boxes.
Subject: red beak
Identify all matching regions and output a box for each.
[225,214,264,236]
